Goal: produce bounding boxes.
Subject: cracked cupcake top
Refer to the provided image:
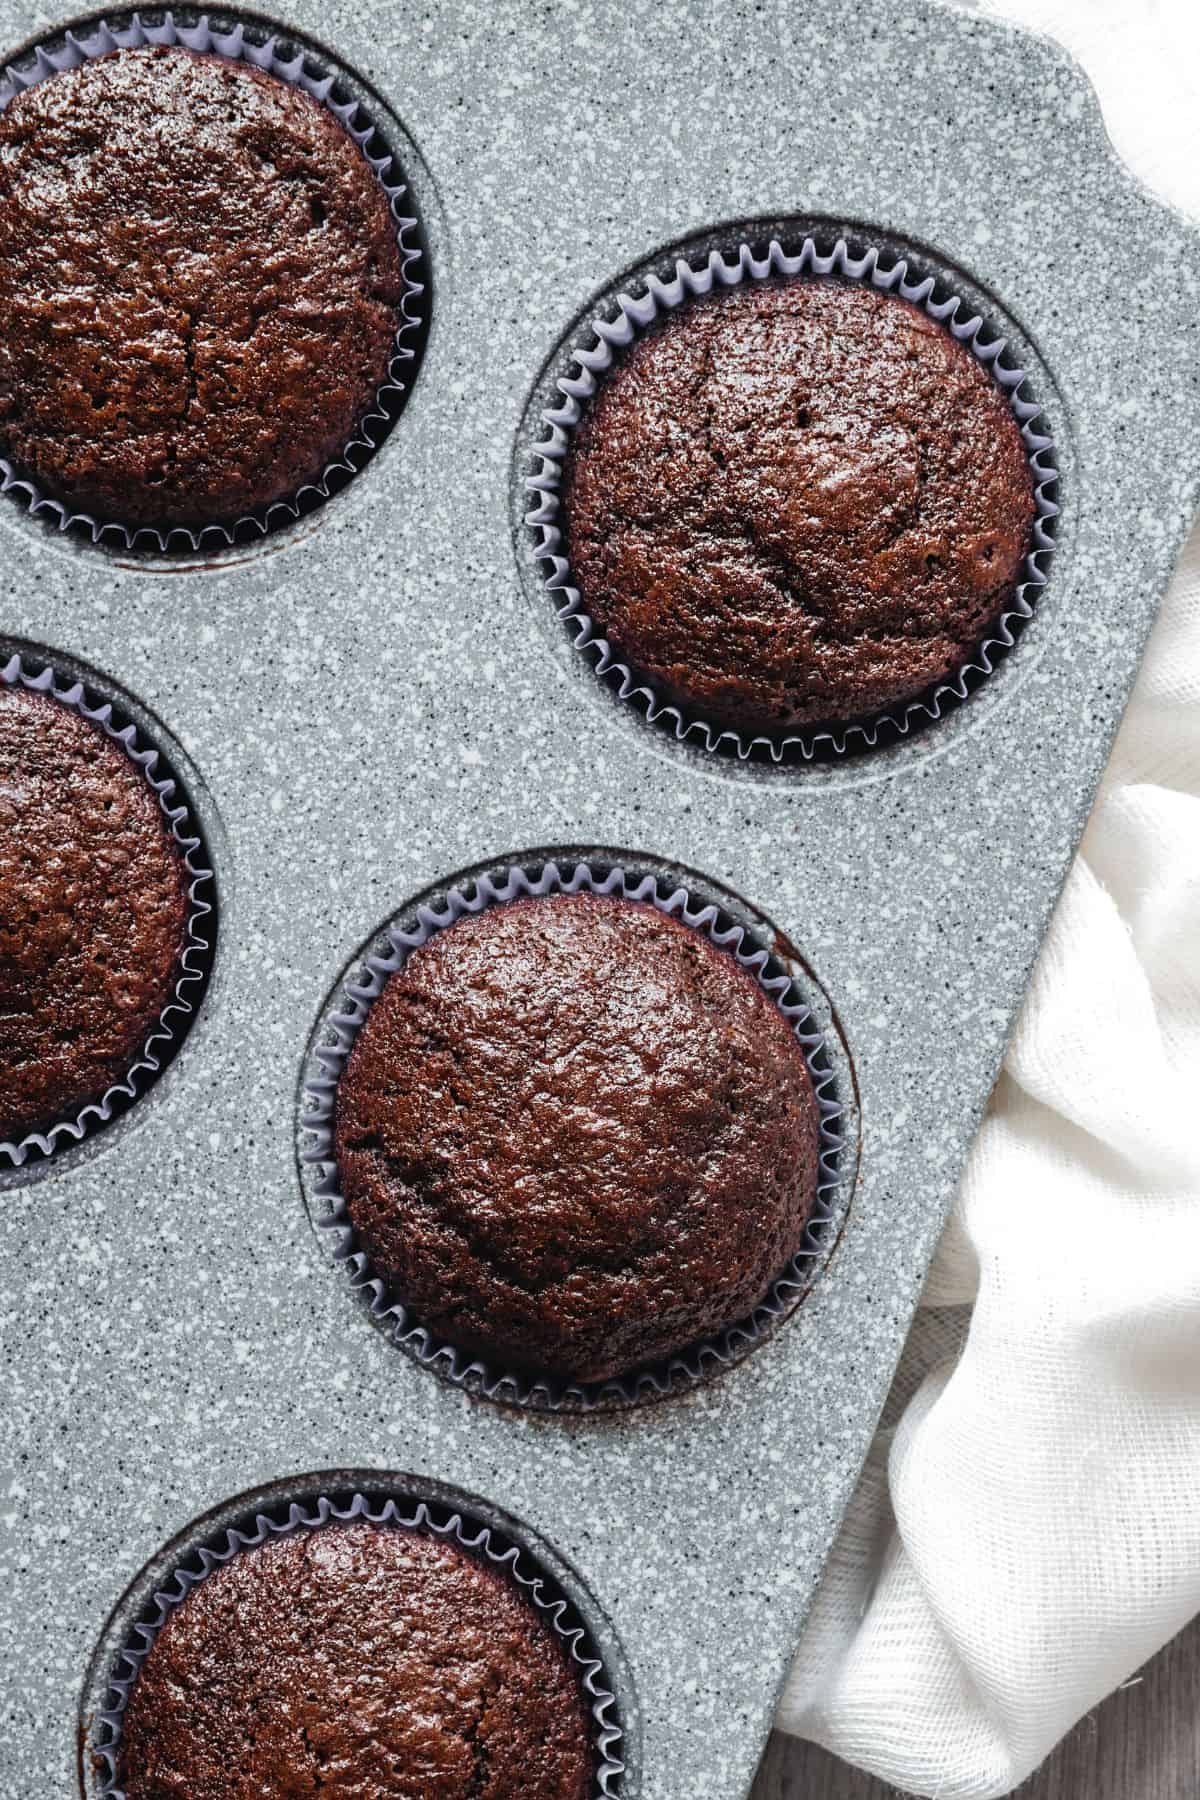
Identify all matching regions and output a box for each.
[116,1521,594,1800]
[0,684,189,1144]
[334,890,820,1385]
[562,276,1036,736]
[0,45,404,527]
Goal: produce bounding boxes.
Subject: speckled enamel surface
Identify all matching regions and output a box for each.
[0,3,1198,1799]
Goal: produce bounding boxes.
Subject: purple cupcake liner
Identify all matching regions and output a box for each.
[91,1487,625,1799]
[0,10,427,552]
[301,857,844,1413]
[524,234,1060,762]
[0,651,216,1169]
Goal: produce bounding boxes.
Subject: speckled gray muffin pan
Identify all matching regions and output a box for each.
[1,2,1198,1798]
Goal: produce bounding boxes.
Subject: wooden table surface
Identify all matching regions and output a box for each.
[750,1610,1200,1799]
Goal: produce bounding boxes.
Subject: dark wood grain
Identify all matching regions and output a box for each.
[751,1611,1200,1799]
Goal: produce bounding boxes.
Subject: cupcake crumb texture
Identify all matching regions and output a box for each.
[563,276,1037,735]
[116,1520,594,1800]
[334,890,821,1385]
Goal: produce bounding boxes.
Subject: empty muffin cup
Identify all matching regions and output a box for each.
[0,11,427,550]
[524,235,1059,761]
[301,858,844,1411]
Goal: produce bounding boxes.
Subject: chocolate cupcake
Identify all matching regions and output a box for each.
[0,44,404,528]
[0,684,190,1143]
[115,1519,594,1800]
[561,275,1037,736]
[334,890,821,1384]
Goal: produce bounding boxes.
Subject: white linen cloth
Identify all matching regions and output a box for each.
[777,4,1200,1793]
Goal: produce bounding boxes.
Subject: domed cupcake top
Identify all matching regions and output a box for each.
[0,45,404,527]
[334,890,820,1384]
[562,276,1036,736]
[116,1520,594,1800]
[0,684,190,1143]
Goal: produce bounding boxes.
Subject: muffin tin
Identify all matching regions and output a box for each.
[2,2,1199,1798]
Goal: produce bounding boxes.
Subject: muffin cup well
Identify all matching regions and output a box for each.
[524,235,1060,762]
[301,858,844,1412]
[0,652,215,1169]
[0,11,427,552]
[90,1487,625,1799]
